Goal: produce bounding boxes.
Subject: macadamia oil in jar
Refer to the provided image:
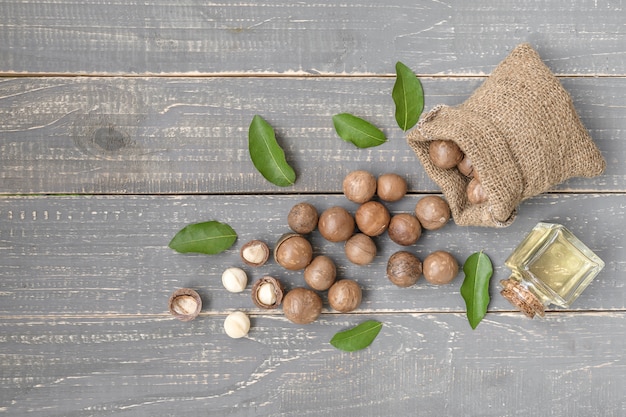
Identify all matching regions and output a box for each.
[500,222,604,318]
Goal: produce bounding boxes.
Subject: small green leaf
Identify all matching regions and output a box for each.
[392,61,424,131]
[248,115,296,187]
[330,320,382,352]
[460,252,494,329]
[169,221,237,255]
[332,113,387,148]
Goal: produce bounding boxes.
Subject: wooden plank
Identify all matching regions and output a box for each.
[1,312,625,416]
[1,194,623,316]
[1,76,623,195]
[1,0,625,75]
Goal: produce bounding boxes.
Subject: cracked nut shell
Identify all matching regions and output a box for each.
[251,276,285,309]
[168,288,202,321]
[240,240,270,267]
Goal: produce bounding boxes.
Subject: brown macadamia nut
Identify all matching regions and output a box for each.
[304,255,337,291]
[282,287,323,324]
[414,196,450,230]
[318,206,355,242]
[344,233,377,265]
[429,140,464,169]
[274,233,313,271]
[387,213,422,246]
[328,279,362,312]
[423,251,459,285]
[386,251,422,287]
[467,178,489,205]
[457,155,474,178]
[343,170,377,203]
[355,201,390,237]
[288,202,318,234]
[376,173,407,202]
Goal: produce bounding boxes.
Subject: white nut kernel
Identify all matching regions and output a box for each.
[257,283,277,306]
[223,311,250,339]
[221,267,248,293]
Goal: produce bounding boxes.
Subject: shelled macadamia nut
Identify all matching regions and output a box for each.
[221,267,248,293]
[287,202,318,234]
[223,311,250,339]
[343,170,377,203]
[344,233,377,265]
[355,201,390,237]
[387,213,422,246]
[304,255,337,291]
[328,279,362,312]
[377,173,408,202]
[415,196,450,230]
[423,251,459,285]
[318,206,355,242]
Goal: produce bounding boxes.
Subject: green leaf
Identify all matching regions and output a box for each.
[460,252,494,329]
[332,113,387,148]
[330,320,383,352]
[169,221,237,255]
[248,115,296,187]
[392,61,424,131]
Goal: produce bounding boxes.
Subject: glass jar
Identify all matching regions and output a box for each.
[500,222,605,318]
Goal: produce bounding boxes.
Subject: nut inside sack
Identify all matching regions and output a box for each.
[407,43,605,227]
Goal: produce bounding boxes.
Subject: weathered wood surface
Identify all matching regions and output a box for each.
[1,0,626,416]
[1,77,624,195]
[1,0,625,75]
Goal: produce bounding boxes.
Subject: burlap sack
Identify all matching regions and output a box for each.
[407,43,606,227]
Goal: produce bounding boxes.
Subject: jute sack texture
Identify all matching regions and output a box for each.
[407,43,605,227]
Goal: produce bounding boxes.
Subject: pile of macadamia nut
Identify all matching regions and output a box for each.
[204,169,462,338]
[170,169,464,338]
[429,140,488,205]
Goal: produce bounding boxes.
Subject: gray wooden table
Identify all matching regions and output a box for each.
[1,1,625,416]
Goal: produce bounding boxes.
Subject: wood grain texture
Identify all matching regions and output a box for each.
[1,194,623,317]
[1,313,625,417]
[1,76,623,195]
[1,0,625,75]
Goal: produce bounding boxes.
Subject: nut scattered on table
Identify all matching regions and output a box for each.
[223,311,250,338]
[221,267,248,293]
[376,173,407,202]
[328,279,362,313]
[304,255,337,291]
[414,195,450,231]
[387,213,422,246]
[282,287,323,324]
[318,206,355,242]
[240,240,270,267]
[168,288,202,321]
[287,202,319,234]
[251,276,284,309]
[355,201,390,237]
[423,251,459,285]
[274,233,313,271]
[343,170,377,203]
[344,233,377,265]
[387,251,423,287]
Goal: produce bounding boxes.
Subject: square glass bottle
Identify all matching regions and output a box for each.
[500,222,605,318]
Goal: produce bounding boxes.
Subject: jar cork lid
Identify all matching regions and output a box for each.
[500,278,545,319]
